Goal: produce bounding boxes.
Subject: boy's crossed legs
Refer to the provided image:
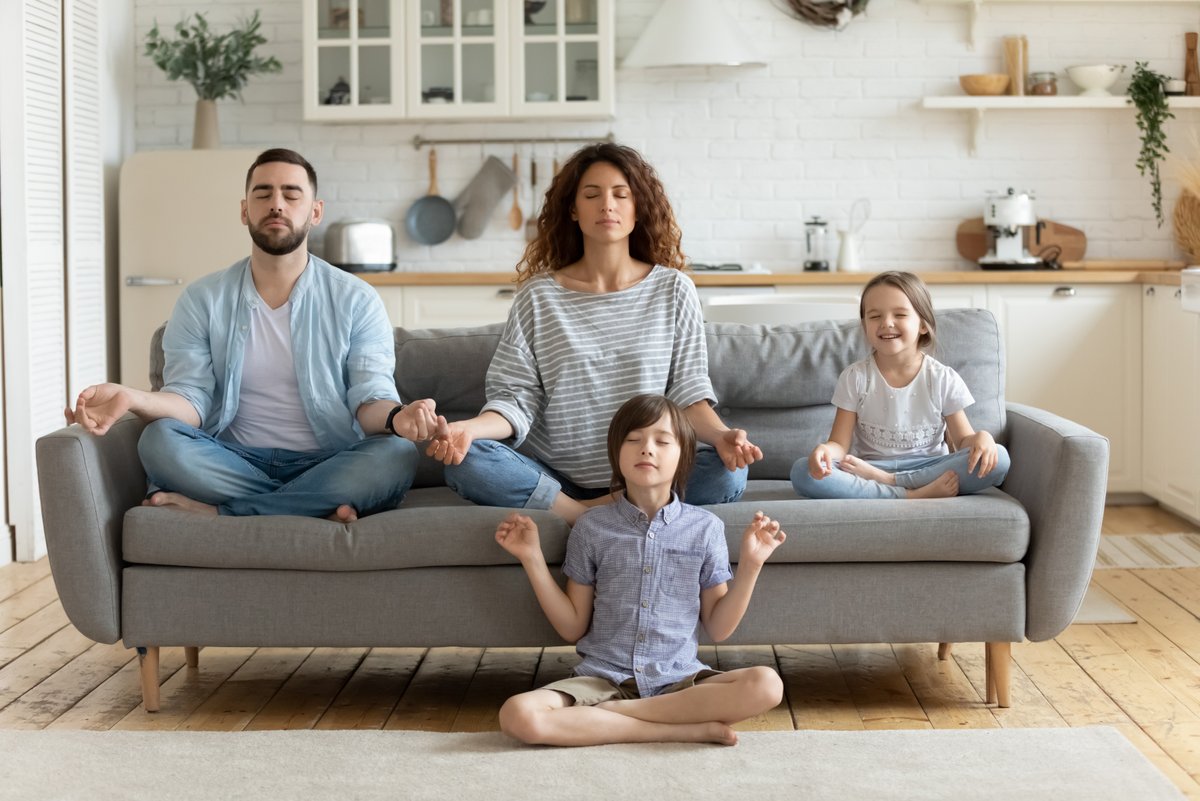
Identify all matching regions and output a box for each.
[499,666,783,747]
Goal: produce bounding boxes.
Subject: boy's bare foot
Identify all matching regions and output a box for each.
[328,504,358,523]
[141,492,217,515]
[838,454,896,485]
[906,470,958,499]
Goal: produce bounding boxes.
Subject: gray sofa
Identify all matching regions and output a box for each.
[36,308,1109,712]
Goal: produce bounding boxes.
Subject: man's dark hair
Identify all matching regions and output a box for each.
[245,148,318,194]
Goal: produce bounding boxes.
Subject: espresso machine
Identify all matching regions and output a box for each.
[980,187,1044,268]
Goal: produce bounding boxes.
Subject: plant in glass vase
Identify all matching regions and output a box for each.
[144,11,282,149]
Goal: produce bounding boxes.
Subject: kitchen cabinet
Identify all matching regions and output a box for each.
[987,284,1142,493]
[374,285,514,327]
[1142,284,1200,519]
[402,285,514,328]
[302,0,613,121]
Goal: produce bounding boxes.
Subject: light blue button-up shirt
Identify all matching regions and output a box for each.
[563,494,734,697]
[160,255,399,452]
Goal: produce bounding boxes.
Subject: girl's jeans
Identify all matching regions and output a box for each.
[137,418,418,517]
[790,445,1011,500]
[444,440,748,509]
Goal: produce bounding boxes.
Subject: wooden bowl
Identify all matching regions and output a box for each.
[959,74,1010,96]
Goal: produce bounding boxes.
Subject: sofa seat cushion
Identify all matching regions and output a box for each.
[123,482,1028,571]
[708,482,1029,564]
[122,488,573,572]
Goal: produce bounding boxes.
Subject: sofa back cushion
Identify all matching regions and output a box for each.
[151,308,1004,487]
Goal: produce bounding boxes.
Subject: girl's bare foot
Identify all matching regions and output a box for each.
[141,492,217,515]
[328,504,358,523]
[906,470,958,499]
[838,454,896,485]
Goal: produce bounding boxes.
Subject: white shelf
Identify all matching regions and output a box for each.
[922,95,1200,154]
[918,0,1200,47]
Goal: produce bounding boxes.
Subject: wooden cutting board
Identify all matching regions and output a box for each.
[955,217,1087,263]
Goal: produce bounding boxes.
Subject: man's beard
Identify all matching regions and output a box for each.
[249,216,310,256]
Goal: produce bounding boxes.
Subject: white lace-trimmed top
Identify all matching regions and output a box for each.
[831,353,974,460]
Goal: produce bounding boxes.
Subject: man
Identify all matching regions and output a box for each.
[67,148,437,522]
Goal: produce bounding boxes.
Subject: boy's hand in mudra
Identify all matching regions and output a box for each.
[739,511,786,569]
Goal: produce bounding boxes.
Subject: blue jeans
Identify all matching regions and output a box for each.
[137,418,418,517]
[790,446,1011,500]
[443,440,748,510]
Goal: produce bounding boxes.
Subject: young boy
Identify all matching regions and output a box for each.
[494,394,787,747]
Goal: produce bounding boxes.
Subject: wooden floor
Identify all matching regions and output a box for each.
[3,505,1200,796]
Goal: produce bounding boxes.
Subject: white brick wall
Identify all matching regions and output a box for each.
[133,0,1200,272]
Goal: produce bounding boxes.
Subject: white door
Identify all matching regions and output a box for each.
[119,150,259,389]
[987,284,1142,493]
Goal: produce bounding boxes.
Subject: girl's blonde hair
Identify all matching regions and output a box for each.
[859,271,937,351]
[606,394,696,499]
[515,143,687,283]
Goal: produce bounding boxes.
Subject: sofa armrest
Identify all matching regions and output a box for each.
[1003,402,1109,642]
[35,414,148,644]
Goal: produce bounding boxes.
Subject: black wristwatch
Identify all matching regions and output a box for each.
[384,403,406,436]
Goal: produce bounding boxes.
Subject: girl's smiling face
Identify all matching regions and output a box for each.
[861,284,928,356]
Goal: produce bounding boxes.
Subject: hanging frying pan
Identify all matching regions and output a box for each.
[405,148,456,245]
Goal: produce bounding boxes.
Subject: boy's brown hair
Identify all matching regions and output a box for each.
[859,270,937,351]
[606,394,696,499]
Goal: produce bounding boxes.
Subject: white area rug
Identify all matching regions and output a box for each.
[0,727,1183,801]
[1074,585,1137,624]
[1096,534,1200,568]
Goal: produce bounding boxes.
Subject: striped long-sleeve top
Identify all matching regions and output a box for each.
[481,265,716,488]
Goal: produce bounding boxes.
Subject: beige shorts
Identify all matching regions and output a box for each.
[541,669,723,707]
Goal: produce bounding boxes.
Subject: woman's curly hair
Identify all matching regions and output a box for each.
[515,142,687,283]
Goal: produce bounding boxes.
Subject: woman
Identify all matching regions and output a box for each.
[428,143,761,523]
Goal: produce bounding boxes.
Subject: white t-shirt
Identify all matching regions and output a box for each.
[224,300,322,452]
[831,353,974,460]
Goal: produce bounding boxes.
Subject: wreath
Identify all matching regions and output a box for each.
[780,0,870,30]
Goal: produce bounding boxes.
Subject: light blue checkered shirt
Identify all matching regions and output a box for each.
[563,493,733,697]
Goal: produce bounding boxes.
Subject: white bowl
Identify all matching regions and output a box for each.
[1066,64,1125,97]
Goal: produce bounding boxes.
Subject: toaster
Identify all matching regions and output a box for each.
[324,219,396,273]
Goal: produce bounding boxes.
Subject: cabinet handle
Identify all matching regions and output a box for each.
[1146,287,1156,297]
[125,276,183,287]
[1177,289,1183,299]
[496,288,515,298]
[1053,286,1076,297]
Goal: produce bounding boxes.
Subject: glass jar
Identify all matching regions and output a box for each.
[1028,71,1057,96]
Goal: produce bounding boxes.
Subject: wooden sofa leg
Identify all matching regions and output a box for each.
[185,647,200,668]
[985,641,1012,708]
[138,646,160,713]
[937,642,952,660]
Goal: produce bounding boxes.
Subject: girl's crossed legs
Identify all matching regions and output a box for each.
[791,445,1011,500]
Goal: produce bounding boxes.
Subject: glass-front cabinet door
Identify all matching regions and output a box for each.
[513,0,612,118]
[407,0,507,117]
[305,0,405,120]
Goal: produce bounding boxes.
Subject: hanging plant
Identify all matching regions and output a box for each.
[780,0,870,30]
[1127,62,1174,227]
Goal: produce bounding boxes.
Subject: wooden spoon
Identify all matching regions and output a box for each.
[508,153,523,230]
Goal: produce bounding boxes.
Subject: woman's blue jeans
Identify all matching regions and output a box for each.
[443,440,748,509]
[137,418,418,517]
[790,445,1011,500]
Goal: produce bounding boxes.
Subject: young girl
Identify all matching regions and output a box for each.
[790,271,1010,500]
[428,143,760,524]
[495,394,786,747]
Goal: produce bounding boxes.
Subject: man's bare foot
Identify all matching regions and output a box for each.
[327,504,358,523]
[141,492,217,515]
[838,454,896,485]
[906,470,958,499]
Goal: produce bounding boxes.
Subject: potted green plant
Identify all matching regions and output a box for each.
[144,11,282,149]
[1127,62,1174,227]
